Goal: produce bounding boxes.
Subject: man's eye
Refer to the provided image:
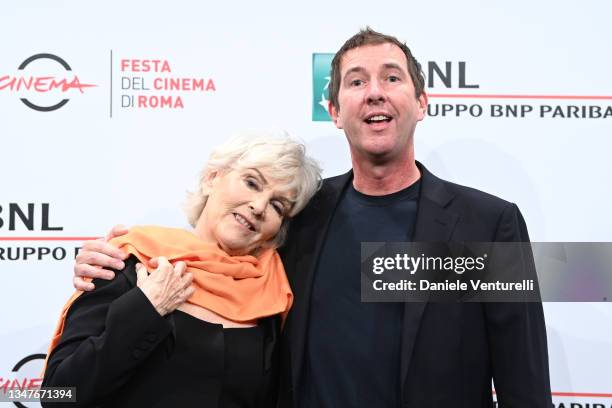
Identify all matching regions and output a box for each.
[388,75,400,82]
[350,79,363,87]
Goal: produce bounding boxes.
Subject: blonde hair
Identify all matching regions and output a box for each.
[185,131,322,248]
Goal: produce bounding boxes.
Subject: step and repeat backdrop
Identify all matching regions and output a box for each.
[1,1,611,406]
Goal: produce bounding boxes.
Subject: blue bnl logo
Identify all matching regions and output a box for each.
[312,53,334,122]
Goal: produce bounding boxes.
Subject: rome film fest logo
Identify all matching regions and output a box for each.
[0,353,45,408]
[118,57,216,110]
[0,53,96,112]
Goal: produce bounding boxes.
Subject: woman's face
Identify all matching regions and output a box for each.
[195,167,294,255]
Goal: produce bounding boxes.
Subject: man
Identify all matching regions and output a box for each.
[72,28,552,407]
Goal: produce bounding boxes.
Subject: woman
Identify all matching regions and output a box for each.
[42,133,322,407]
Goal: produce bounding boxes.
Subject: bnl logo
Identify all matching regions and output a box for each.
[312,53,334,122]
[312,53,481,122]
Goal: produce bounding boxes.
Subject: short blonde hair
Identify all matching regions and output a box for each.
[185,131,322,248]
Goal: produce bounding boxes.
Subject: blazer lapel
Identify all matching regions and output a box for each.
[288,170,353,393]
[400,162,459,392]
[285,163,460,398]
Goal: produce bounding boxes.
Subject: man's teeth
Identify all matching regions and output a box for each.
[235,214,254,231]
[367,115,391,123]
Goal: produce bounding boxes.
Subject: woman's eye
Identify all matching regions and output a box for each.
[271,202,284,216]
[244,178,259,190]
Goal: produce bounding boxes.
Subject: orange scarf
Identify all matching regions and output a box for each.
[46,225,292,370]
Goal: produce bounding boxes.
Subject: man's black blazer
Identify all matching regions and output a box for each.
[278,162,552,408]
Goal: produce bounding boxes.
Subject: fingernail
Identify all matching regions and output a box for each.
[106,272,115,280]
[115,261,125,270]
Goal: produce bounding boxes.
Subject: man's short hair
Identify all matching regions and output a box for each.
[328,27,425,111]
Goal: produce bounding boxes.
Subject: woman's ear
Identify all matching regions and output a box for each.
[202,170,218,194]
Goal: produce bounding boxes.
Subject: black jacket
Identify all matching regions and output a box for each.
[278,162,552,408]
[43,256,281,408]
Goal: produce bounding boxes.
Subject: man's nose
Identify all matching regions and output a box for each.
[366,79,386,104]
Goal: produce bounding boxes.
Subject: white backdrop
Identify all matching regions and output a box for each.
[1,1,611,406]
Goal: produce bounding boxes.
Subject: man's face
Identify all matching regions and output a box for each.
[329,43,427,163]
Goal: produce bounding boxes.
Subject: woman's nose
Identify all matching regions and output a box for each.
[248,195,268,216]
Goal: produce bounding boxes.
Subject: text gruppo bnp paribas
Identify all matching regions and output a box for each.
[120,59,216,109]
[428,103,612,119]
[370,253,535,292]
[0,203,82,262]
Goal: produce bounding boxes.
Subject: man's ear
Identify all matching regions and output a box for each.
[416,91,428,122]
[329,101,343,129]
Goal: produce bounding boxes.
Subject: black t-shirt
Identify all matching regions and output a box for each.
[300,180,421,408]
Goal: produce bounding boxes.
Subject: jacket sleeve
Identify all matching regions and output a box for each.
[484,203,553,407]
[42,257,173,407]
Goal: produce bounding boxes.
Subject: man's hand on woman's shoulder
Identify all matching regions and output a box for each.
[73,224,129,291]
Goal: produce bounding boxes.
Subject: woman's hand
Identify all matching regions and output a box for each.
[136,257,195,316]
